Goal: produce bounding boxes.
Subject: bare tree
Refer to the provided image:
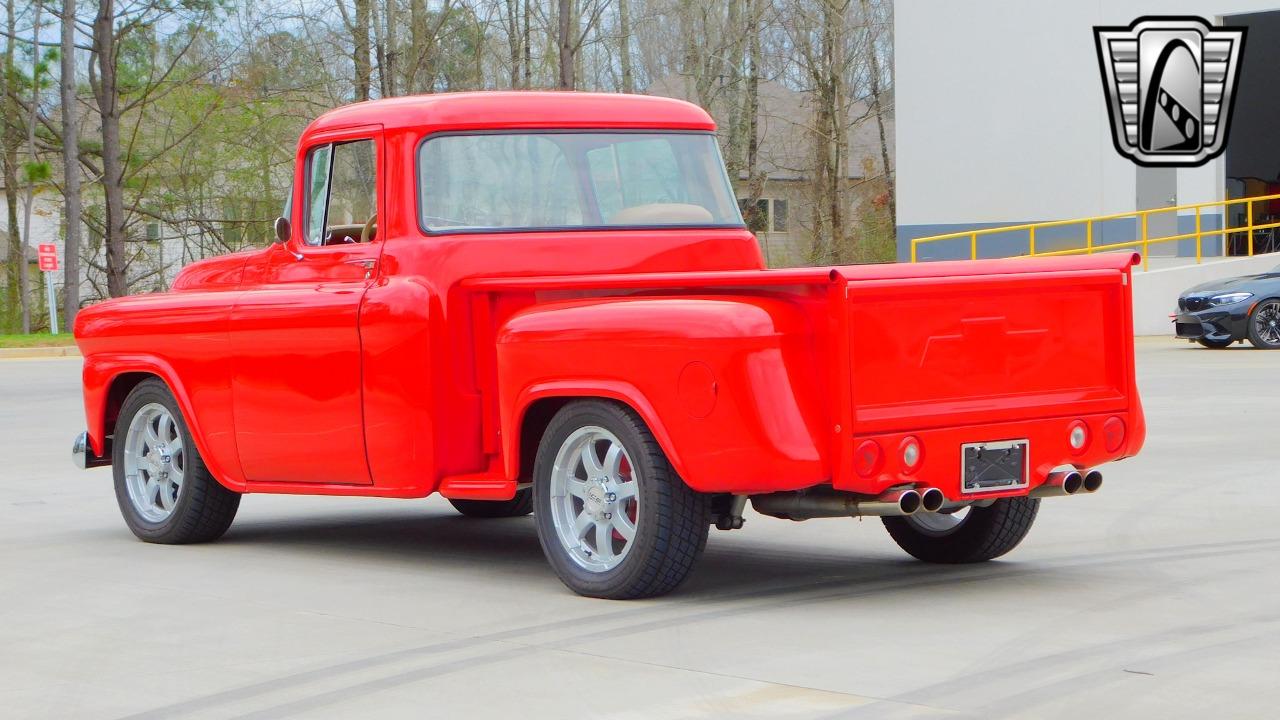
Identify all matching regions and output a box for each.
[557,0,611,90]
[502,0,523,87]
[18,0,43,331]
[88,0,224,296]
[557,0,573,88]
[61,0,82,326]
[354,0,372,99]
[617,0,633,92]
[1,0,898,310]
[2,0,26,330]
[89,0,128,297]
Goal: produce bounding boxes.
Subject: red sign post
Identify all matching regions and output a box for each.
[37,244,60,333]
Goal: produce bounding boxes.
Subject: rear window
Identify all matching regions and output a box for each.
[417,132,743,232]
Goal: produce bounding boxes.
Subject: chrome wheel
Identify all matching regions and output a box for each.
[905,506,971,537]
[1254,301,1280,346]
[548,426,640,573]
[122,403,185,523]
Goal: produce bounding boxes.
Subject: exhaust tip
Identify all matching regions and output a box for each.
[898,490,922,515]
[1082,470,1103,493]
[1062,471,1084,495]
[919,487,945,513]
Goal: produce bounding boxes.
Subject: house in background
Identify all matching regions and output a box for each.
[647,76,895,266]
[0,180,188,323]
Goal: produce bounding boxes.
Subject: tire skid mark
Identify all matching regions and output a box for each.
[823,615,1280,719]
[115,536,1280,719]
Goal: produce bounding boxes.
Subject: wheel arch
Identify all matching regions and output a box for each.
[505,382,689,490]
[83,354,244,492]
[1247,295,1280,347]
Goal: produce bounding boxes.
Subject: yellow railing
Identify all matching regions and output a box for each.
[909,193,1280,270]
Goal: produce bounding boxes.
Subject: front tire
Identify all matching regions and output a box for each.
[882,497,1039,564]
[1247,299,1280,349]
[112,379,241,544]
[532,400,710,599]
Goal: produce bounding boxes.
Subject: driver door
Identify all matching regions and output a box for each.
[229,125,384,484]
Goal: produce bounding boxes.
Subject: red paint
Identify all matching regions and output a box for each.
[73,92,1145,504]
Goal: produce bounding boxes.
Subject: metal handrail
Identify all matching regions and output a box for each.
[909,192,1280,270]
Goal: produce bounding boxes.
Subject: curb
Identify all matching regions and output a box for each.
[0,346,81,359]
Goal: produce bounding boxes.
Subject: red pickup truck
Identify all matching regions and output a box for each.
[72,92,1145,598]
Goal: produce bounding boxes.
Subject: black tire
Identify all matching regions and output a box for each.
[1247,299,1280,349]
[532,400,710,599]
[1197,337,1233,349]
[112,378,241,544]
[882,497,1039,564]
[448,490,533,518]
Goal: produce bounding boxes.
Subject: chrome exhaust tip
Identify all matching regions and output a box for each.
[897,489,922,515]
[1082,470,1103,493]
[1029,470,1083,499]
[919,487,945,513]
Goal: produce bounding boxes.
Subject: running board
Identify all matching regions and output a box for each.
[438,475,517,500]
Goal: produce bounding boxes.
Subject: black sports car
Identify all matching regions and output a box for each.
[1174,262,1280,349]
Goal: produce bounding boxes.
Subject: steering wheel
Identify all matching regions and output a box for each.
[360,212,378,243]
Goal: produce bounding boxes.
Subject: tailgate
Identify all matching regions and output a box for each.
[842,261,1134,432]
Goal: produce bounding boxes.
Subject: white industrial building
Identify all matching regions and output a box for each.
[894,1,1280,265]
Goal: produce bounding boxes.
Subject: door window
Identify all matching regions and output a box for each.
[304,139,377,246]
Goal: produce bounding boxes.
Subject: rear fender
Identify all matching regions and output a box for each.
[496,296,831,493]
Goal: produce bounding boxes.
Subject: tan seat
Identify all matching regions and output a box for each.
[608,203,714,226]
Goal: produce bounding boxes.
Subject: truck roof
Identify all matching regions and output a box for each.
[305,91,718,136]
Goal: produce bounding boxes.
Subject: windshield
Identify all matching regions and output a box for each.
[417,132,743,232]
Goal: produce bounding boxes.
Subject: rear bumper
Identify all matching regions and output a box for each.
[72,431,111,469]
[833,410,1142,501]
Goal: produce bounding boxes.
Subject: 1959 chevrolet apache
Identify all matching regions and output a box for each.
[72,92,1145,598]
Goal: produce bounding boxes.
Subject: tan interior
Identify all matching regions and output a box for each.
[607,203,714,226]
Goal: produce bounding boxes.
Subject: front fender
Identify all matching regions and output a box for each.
[496,296,830,493]
[81,353,246,492]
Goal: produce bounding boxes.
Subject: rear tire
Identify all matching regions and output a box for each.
[1247,299,1280,349]
[112,379,241,544]
[449,491,533,518]
[882,497,1039,564]
[532,400,710,599]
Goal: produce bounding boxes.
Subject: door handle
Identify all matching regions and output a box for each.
[344,258,376,279]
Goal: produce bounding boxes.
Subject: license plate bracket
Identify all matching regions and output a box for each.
[961,439,1029,494]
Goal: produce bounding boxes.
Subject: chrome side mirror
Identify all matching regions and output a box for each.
[274,216,291,243]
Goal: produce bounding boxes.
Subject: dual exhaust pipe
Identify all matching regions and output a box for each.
[751,485,947,521]
[1029,469,1103,499]
[751,470,1102,521]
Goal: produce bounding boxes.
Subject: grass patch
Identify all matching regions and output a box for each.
[0,333,76,348]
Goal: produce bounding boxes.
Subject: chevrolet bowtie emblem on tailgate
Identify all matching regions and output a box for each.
[1094,16,1245,167]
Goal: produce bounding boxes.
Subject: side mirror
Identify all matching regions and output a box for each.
[274,216,291,244]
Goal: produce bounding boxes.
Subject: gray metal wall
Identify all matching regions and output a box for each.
[894,0,1280,260]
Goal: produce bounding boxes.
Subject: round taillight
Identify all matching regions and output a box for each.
[1068,421,1089,454]
[855,439,883,477]
[1103,416,1126,452]
[900,436,923,473]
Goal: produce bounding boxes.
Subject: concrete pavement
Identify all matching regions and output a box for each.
[2,339,1278,719]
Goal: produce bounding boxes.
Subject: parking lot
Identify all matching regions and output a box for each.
[2,339,1278,719]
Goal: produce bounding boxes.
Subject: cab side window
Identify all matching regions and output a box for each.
[304,139,377,246]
